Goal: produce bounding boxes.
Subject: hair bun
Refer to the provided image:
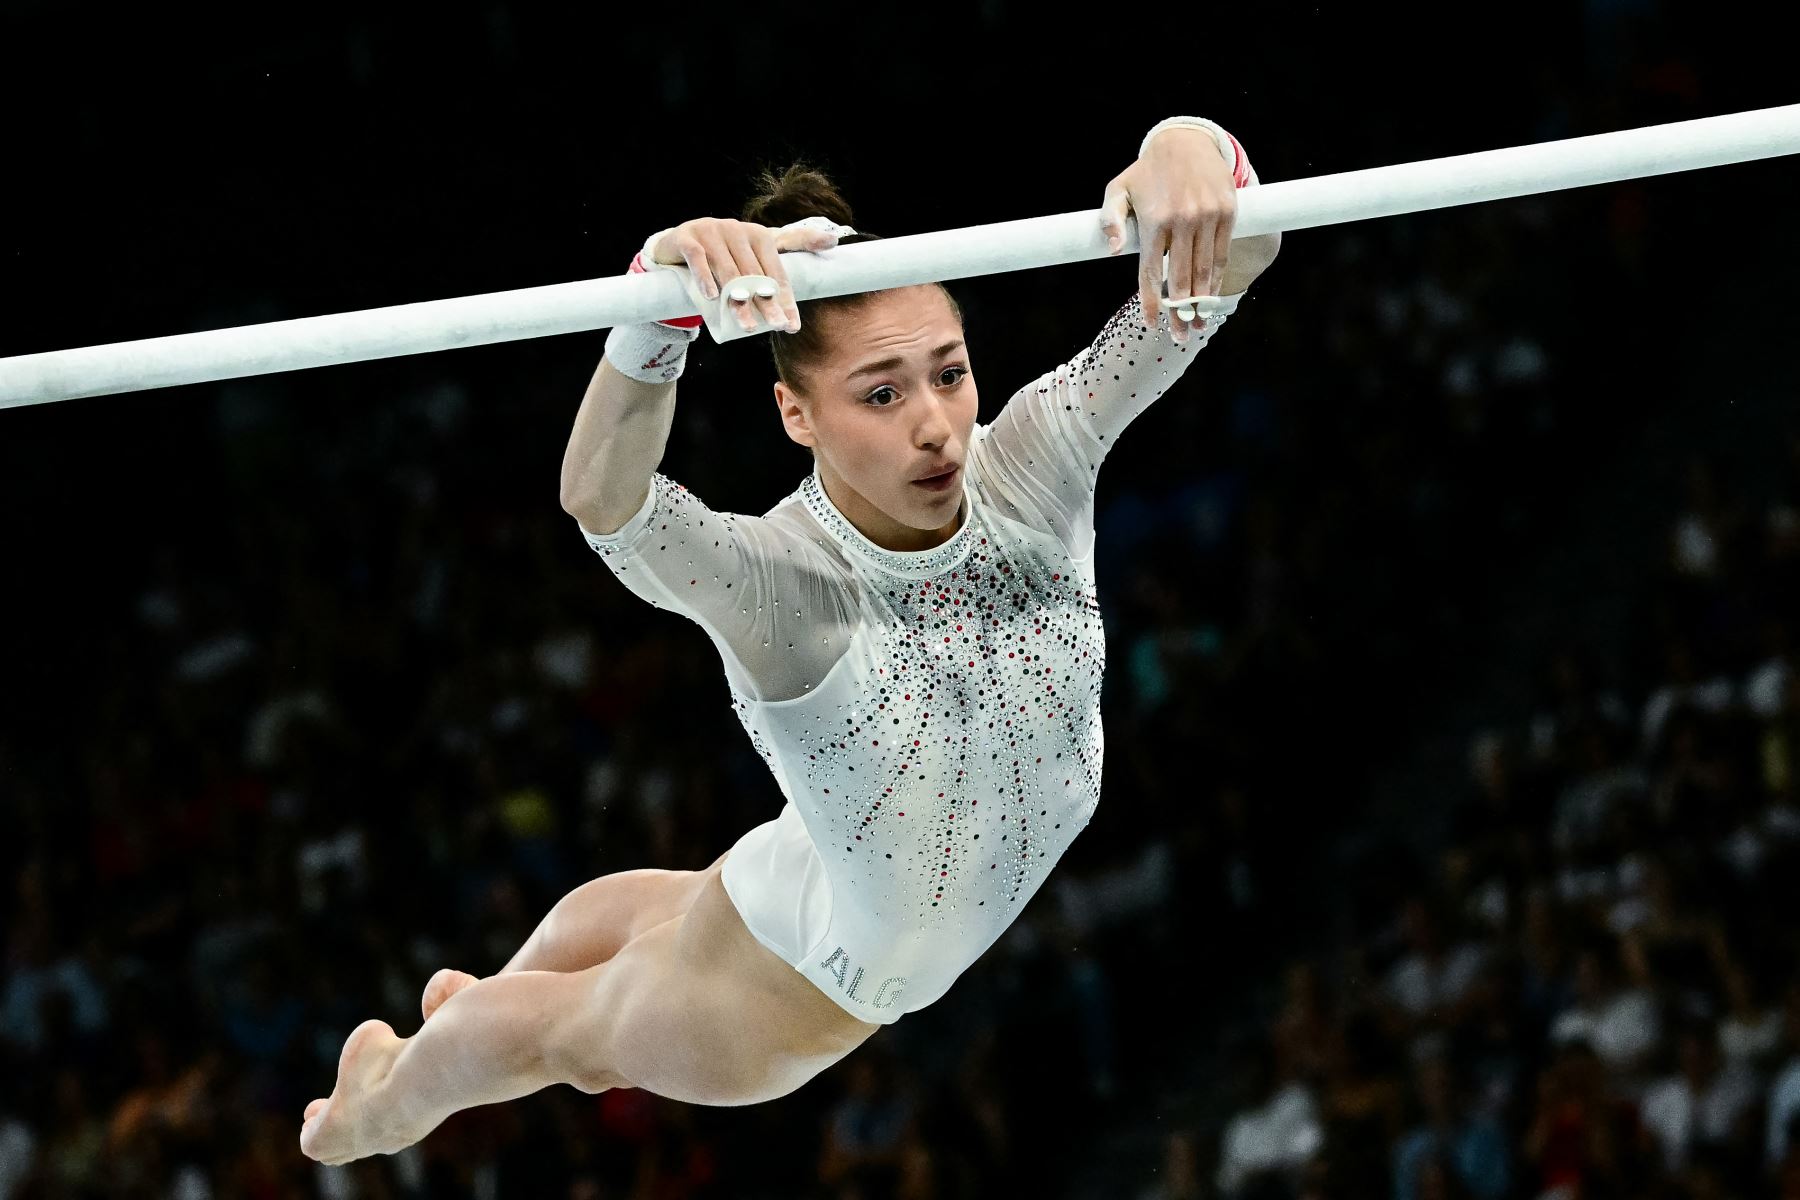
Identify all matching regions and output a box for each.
[742,164,857,231]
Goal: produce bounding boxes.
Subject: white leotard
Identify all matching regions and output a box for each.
[579,284,1244,1023]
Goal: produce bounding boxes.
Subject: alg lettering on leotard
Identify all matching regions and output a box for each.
[819,946,906,1009]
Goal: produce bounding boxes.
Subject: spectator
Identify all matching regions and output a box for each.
[1641,638,1737,756]
[1768,981,1800,1173]
[1271,961,1339,1088]
[1391,1052,1509,1200]
[1638,1023,1759,1173]
[1716,956,1784,1072]
[1383,897,1491,1027]
[1215,1037,1323,1199]
[1548,936,1663,1079]
[1522,1040,1641,1199]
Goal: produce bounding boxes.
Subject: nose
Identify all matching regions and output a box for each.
[912,390,953,450]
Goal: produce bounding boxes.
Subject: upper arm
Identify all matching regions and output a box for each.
[973,291,1236,553]
[578,473,857,702]
[567,480,651,538]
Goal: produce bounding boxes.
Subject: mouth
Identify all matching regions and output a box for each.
[910,464,960,492]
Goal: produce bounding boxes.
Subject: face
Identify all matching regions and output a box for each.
[774,287,977,552]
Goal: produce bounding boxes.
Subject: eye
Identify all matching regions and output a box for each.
[862,367,967,408]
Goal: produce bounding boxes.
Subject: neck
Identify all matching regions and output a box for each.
[817,461,962,552]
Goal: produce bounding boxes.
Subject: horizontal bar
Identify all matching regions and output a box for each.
[4,103,1797,409]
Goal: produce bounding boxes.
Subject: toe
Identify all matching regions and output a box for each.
[338,1019,402,1091]
[422,968,478,1022]
[299,1103,331,1161]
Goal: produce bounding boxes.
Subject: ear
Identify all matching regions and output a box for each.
[775,380,817,448]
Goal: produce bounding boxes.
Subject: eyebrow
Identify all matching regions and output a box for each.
[845,340,966,382]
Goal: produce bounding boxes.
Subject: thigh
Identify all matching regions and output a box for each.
[568,849,730,942]
[619,849,730,945]
[677,865,878,1059]
[602,875,878,1105]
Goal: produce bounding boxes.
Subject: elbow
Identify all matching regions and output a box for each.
[561,480,648,537]
[559,482,606,531]
[1239,231,1280,269]
[1221,232,1280,296]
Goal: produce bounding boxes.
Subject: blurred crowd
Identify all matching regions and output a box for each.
[1189,432,1800,1200]
[3,4,1788,1198]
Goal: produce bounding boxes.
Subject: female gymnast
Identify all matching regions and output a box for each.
[301,114,1281,1165]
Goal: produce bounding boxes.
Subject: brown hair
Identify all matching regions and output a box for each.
[741,163,961,396]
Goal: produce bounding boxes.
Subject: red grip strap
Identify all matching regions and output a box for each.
[1224,131,1252,189]
[629,252,704,330]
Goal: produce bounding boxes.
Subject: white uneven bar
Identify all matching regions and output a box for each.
[4,104,1798,409]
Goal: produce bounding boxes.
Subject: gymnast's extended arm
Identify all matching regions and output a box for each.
[559,355,682,535]
[972,119,1281,544]
[559,219,830,534]
[1073,119,1282,444]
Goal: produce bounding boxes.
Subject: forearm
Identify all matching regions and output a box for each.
[559,356,678,534]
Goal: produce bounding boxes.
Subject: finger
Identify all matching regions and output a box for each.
[723,227,784,331]
[1165,216,1196,316]
[750,230,802,330]
[1161,219,1197,345]
[773,223,840,254]
[1210,206,1236,296]
[1139,223,1171,331]
[673,234,718,301]
[715,229,770,332]
[1099,179,1131,256]
[1180,223,1209,341]
[1193,205,1218,304]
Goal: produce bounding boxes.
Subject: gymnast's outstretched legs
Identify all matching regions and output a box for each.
[300,866,878,1166]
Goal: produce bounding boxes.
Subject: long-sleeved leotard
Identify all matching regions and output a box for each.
[580,282,1245,1024]
[581,111,1260,1026]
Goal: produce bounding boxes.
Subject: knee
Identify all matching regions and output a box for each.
[544,1017,630,1095]
[564,1064,630,1095]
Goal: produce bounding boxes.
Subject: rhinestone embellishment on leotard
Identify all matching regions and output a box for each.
[799,470,977,580]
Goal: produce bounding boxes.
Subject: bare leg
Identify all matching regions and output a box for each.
[303,967,613,1165]
[500,853,726,973]
[421,853,727,1022]
[302,894,875,1167]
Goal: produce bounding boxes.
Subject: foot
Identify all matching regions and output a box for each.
[299,1019,409,1165]
[421,968,480,1022]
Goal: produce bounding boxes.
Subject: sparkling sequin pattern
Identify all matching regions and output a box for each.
[582,293,1232,1021]
[751,479,1108,909]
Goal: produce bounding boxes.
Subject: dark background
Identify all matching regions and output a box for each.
[3,2,1798,1197]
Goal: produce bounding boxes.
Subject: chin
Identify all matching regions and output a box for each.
[907,492,960,521]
